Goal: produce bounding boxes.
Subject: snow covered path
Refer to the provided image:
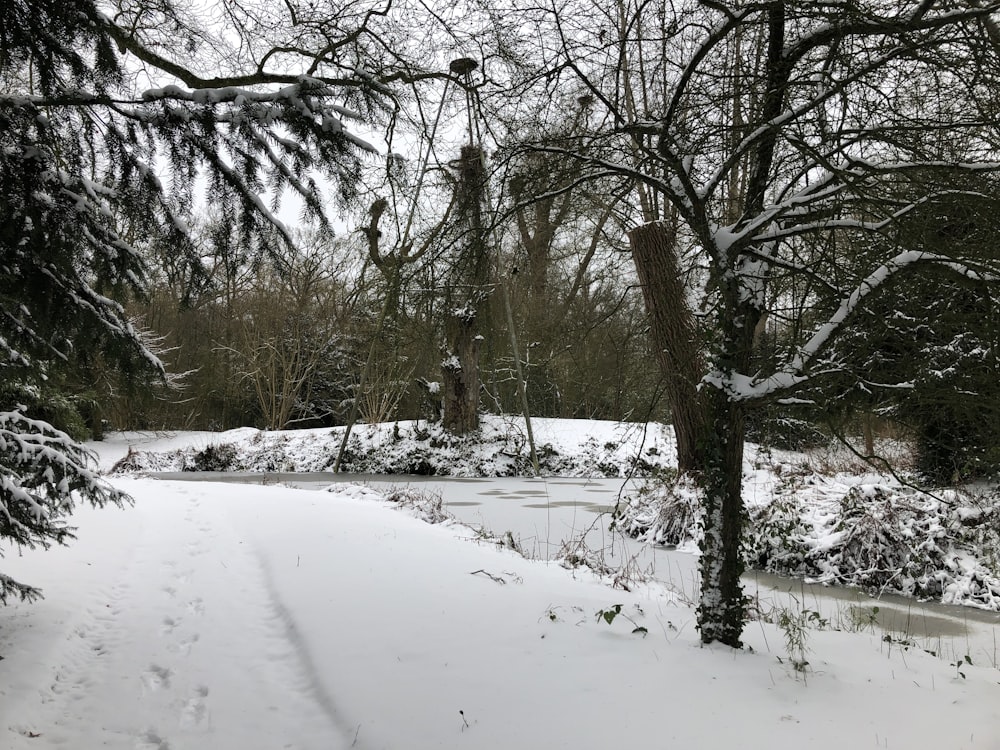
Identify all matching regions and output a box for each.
[1,480,351,749]
[3,476,1000,750]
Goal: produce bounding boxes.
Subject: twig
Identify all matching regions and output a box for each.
[470,569,506,584]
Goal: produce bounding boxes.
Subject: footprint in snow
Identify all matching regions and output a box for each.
[141,665,172,692]
[168,633,200,657]
[135,728,170,750]
[161,616,180,635]
[180,685,210,728]
[50,672,91,700]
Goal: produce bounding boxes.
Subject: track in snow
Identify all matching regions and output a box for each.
[3,485,352,750]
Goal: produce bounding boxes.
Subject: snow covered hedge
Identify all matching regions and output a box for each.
[615,472,1000,611]
[110,417,676,478]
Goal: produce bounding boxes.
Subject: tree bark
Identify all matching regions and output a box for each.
[627,221,708,473]
[441,145,490,434]
[441,307,482,435]
[696,387,748,646]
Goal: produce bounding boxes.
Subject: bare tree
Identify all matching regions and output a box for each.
[229,236,352,430]
[495,0,1000,646]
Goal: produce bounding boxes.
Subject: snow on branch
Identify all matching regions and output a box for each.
[0,571,41,605]
[0,410,131,603]
[706,250,1000,402]
[750,186,1000,246]
[98,12,392,96]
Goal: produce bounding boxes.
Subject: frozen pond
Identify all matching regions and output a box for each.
[153,471,1000,663]
[152,472,631,556]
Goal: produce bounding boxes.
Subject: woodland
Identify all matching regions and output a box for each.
[3,0,1000,647]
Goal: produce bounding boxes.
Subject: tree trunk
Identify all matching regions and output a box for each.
[440,145,490,434]
[441,307,482,435]
[862,412,875,456]
[693,272,763,646]
[629,219,758,646]
[628,221,708,473]
[696,387,748,647]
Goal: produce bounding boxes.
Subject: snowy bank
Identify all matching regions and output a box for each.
[108,416,676,477]
[103,420,1000,611]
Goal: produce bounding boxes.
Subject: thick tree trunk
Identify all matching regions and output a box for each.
[696,388,748,647]
[627,221,708,473]
[441,307,482,435]
[693,282,763,646]
[627,216,769,647]
[441,145,490,434]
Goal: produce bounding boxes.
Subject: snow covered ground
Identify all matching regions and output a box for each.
[2,426,1000,749]
[110,419,1000,610]
[107,417,676,477]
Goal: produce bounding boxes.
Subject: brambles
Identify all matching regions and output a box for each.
[620,471,1000,611]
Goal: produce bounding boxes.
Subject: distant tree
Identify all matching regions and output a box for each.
[228,235,357,431]
[494,103,658,422]
[0,0,393,602]
[887,276,1000,483]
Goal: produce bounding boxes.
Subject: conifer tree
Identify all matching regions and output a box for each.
[1,0,390,602]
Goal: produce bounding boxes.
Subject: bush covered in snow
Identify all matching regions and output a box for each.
[617,471,1000,611]
[110,417,677,479]
[611,473,700,547]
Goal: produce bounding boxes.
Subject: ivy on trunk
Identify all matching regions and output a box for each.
[441,145,492,435]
